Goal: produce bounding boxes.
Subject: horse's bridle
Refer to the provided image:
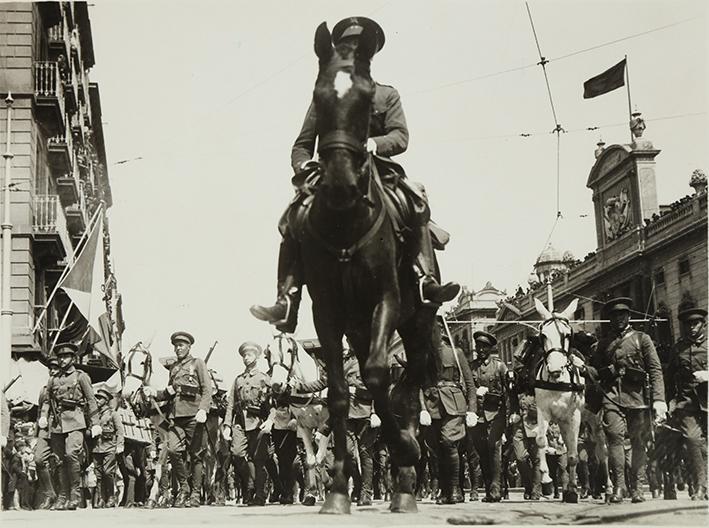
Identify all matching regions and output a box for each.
[539,316,574,365]
[268,335,299,386]
[126,345,152,384]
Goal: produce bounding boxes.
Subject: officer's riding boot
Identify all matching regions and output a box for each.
[488,442,503,502]
[37,467,57,509]
[437,445,459,505]
[66,467,82,510]
[415,225,460,305]
[171,456,189,508]
[608,445,626,504]
[50,465,69,510]
[249,237,302,333]
[189,461,204,508]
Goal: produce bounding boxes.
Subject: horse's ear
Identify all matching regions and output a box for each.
[534,297,552,320]
[559,298,579,320]
[314,22,333,62]
[356,23,378,63]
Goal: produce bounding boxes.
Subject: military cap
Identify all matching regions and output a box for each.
[473,331,498,347]
[678,307,708,321]
[46,355,60,367]
[54,342,79,356]
[604,297,633,313]
[238,341,262,357]
[332,16,385,53]
[170,331,194,345]
[95,387,113,401]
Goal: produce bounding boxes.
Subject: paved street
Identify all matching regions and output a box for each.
[2,492,707,527]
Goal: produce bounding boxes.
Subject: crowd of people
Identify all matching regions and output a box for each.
[1,297,706,512]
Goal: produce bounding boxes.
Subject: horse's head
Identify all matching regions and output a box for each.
[265,334,299,395]
[534,298,578,380]
[312,22,378,211]
[122,341,153,398]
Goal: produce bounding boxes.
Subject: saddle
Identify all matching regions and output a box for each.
[282,155,448,249]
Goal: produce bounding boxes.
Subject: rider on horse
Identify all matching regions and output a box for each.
[250,16,460,333]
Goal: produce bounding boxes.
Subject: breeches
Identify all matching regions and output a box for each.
[602,406,650,490]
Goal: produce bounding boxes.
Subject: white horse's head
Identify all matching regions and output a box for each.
[534,298,578,380]
[265,334,319,394]
[122,341,153,398]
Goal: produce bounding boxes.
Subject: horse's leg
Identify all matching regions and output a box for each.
[314,319,350,514]
[535,396,553,496]
[559,407,581,503]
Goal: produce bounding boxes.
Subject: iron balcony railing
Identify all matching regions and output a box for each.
[33,194,74,259]
[34,61,67,119]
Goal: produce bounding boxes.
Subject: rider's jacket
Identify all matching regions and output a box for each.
[41,366,99,434]
[156,355,212,419]
[590,326,665,409]
[291,83,408,171]
[667,334,707,413]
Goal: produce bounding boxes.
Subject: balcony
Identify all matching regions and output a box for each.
[47,121,74,173]
[65,181,89,236]
[33,61,66,135]
[47,20,71,60]
[33,194,74,260]
[56,163,81,205]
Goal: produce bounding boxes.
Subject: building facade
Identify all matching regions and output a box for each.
[0,2,123,364]
[446,281,507,356]
[494,118,707,366]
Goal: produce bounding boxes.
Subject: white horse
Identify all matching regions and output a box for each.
[265,334,330,506]
[533,298,586,503]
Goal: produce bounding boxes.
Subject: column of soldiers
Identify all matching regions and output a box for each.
[5,297,706,510]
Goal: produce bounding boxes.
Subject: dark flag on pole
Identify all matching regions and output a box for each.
[583,58,626,99]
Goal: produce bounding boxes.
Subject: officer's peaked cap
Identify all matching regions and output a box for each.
[604,297,633,313]
[473,331,498,347]
[170,331,194,345]
[332,16,385,53]
[679,307,707,321]
[54,342,79,356]
[238,341,262,357]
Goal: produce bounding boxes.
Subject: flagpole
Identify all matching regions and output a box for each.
[625,55,633,143]
[32,204,103,334]
[49,300,74,354]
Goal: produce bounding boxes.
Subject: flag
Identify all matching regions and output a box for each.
[583,59,626,99]
[59,212,116,366]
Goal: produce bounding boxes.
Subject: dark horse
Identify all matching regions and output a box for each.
[289,22,438,514]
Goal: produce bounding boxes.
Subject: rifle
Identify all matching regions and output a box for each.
[204,341,218,364]
[644,373,656,445]
[2,374,21,394]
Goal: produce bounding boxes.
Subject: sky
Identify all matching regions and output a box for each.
[87,0,708,383]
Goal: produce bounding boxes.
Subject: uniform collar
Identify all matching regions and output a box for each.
[614,325,633,338]
[691,334,706,345]
[175,354,193,366]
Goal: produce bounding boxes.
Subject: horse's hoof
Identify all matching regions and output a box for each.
[563,490,578,503]
[542,482,554,496]
[319,493,350,515]
[303,495,316,506]
[389,493,417,513]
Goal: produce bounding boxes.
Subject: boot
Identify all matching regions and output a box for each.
[630,489,645,503]
[51,465,70,510]
[37,467,57,509]
[172,487,190,508]
[415,225,460,305]
[250,238,302,333]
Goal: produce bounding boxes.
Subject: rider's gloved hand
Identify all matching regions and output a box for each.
[419,410,432,426]
[195,409,207,424]
[366,138,378,154]
[369,413,381,429]
[222,426,232,441]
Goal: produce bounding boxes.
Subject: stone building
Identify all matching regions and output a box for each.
[494,115,707,366]
[0,2,123,364]
[445,281,507,356]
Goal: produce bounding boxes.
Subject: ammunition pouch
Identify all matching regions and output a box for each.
[177,384,199,401]
[622,366,647,389]
[353,387,373,401]
[59,399,82,411]
[245,404,262,417]
[482,392,503,412]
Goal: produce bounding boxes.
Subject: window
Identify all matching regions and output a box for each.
[655,269,665,285]
[679,257,691,276]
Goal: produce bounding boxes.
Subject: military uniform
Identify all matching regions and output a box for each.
[224,362,272,505]
[470,352,513,501]
[155,333,212,507]
[40,346,100,510]
[34,383,58,508]
[511,391,542,500]
[667,308,708,500]
[589,298,666,502]
[92,390,124,507]
[423,334,477,504]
